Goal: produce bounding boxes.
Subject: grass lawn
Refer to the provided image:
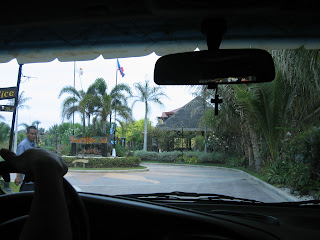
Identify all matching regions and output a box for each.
[0,180,21,193]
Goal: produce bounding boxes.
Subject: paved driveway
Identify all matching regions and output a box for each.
[65,163,289,203]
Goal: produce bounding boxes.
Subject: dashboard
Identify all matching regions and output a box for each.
[2,192,320,240]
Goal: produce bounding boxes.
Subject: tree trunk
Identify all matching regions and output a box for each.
[101,119,107,134]
[82,112,86,134]
[240,124,252,169]
[143,102,148,151]
[247,123,262,171]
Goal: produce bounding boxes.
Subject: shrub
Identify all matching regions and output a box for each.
[194,135,204,151]
[262,158,311,190]
[133,150,226,164]
[134,150,158,161]
[262,159,288,184]
[285,161,310,191]
[182,151,225,163]
[158,151,181,162]
[183,151,200,158]
[115,144,126,157]
[197,152,225,163]
[41,146,56,152]
[226,157,244,167]
[174,156,198,164]
[63,157,78,167]
[63,156,141,168]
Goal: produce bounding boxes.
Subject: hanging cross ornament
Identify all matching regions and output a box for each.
[210,85,223,115]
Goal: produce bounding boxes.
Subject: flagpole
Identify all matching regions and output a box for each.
[73,61,75,135]
[112,59,118,157]
[114,60,117,144]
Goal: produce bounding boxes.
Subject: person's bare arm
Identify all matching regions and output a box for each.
[0,148,72,240]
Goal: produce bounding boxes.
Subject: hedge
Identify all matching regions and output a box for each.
[134,150,225,164]
[63,156,141,168]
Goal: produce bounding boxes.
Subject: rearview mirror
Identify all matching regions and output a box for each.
[154,49,275,85]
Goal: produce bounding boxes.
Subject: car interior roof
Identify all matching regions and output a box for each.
[0,1,320,63]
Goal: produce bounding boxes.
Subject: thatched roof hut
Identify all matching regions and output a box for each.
[157,96,212,131]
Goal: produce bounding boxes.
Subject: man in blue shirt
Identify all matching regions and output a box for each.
[14,126,38,191]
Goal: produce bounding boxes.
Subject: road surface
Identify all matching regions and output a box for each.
[65,163,288,202]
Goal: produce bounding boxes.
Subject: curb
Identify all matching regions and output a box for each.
[216,167,299,202]
[143,163,299,202]
[68,167,149,173]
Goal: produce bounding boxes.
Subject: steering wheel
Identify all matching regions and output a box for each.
[0,148,90,240]
[0,178,90,240]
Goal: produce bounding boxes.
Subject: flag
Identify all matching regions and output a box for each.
[110,123,114,134]
[117,58,125,77]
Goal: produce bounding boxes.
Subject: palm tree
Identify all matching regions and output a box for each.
[87,78,132,134]
[272,47,320,128]
[80,93,101,131]
[58,86,87,134]
[132,80,168,151]
[20,120,43,133]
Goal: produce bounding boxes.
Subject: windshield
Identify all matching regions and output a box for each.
[1,48,319,204]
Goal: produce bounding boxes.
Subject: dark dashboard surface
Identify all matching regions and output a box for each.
[1,191,320,240]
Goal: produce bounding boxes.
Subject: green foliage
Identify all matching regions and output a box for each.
[196,152,225,163]
[304,127,320,181]
[0,122,10,143]
[194,135,204,151]
[134,150,158,161]
[115,144,126,157]
[63,156,141,168]
[158,151,182,162]
[131,80,168,151]
[45,122,82,149]
[133,150,225,164]
[262,158,311,191]
[226,157,244,167]
[174,156,198,164]
[278,127,320,187]
[262,160,285,184]
[117,119,152,150]
[285,161,310,190]
[41,146,56,152]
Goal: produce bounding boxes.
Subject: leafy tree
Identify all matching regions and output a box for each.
[131,80,168,151]
[45,122,82,150]
[272,47,320,128]
[200,48,320,172]
[87,78,132,134]
[58,86,87,134]
[117,119,152,150]
[0,122,10,144]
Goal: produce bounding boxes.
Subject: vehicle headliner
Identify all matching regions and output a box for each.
[1,1,320,64]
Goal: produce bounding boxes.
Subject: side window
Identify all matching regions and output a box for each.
[0,173,20,194]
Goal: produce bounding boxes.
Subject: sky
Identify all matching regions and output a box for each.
[0,53,195,131]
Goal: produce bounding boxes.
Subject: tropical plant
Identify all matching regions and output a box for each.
[87,78,132,134]
[272,47,320,129]
[58,86,87,134]
[0,122,10,144]
[20,120,41,130]
[117,119,153,150]
[131,80,168,151]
